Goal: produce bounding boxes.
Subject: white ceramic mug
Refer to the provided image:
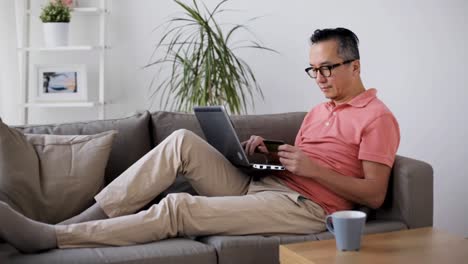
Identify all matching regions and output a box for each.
[325,210,366,251]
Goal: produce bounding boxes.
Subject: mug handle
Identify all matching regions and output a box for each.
[325,215,334,234]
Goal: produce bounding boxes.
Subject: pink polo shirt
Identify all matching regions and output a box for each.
[278,88,400,214]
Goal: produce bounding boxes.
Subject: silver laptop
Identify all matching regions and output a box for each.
[194,106,285,171]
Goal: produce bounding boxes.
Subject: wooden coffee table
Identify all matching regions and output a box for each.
[280,228,468,264]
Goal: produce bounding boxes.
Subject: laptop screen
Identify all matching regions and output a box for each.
[194,106,251,167]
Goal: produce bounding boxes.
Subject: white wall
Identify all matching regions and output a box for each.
[1,0,467,236]
[0,0,20,123]
[0,54,3,118]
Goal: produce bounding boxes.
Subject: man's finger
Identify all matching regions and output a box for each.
[245,141,251,154]
[257,146,268,153]
[249,140,258,155]
[241,141,247,147]
[278,144,294,152]
[277,150,294,159]
[279,157,292,166]
[248,141,256,155]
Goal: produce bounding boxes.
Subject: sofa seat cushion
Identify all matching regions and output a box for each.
[199,235,282,264]
[15,111,152,184]
[315,220,407,240]
[0,238,217,264]
[272,233,319,244]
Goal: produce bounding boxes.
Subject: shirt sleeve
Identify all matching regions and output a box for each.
[294,109,313,146]
[358,114,400,167]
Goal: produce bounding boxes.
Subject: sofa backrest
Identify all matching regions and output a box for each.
[150,111,307,146]
[15,111,153,184]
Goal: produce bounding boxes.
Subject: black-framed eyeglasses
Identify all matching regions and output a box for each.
[305,59,355,79]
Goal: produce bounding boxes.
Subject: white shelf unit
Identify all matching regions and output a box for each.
[20,46,104,52]
[26,7,105,15]
[24,102,100,108]
[15,0,109,124]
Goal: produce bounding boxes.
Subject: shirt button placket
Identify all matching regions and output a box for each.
[326,111,335,126]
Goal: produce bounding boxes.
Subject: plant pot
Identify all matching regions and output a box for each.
[43,22,69,47]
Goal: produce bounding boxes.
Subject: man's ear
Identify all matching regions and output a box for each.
[352,60,361,75]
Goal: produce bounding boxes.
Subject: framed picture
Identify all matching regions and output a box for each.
[33,64,87,102]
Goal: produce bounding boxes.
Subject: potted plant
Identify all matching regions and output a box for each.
[39,0,72,47]
[145,0,276,114]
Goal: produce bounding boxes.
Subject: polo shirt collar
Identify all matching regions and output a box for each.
[326,88,377,109]
[347,88,377,108]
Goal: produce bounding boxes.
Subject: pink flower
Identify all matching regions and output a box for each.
[51,0,74,7]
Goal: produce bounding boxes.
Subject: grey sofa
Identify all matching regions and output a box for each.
[0,110,434,264]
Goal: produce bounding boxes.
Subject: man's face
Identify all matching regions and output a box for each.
[308,40,357,102]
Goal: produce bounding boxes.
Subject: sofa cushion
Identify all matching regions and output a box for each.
[28,131,116,223]
[0,238,217,264]
[0,118,117,223]
[151,111,204,144]
[16,111,152,184]
[229,112,306,145]
[199,235,280,264]
[198,233,319,264]
[0,119,39,220]
[271,233,318,244]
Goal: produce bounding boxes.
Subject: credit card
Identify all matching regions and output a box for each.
[263,140,284,152]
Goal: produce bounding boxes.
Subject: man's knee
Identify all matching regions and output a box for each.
[168,129,206,153]
[170,129,199,141]
[160,193,193,213]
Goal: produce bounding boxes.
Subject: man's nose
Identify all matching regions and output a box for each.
[316,71,327,83]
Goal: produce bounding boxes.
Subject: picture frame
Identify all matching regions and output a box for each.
[33,64,87,102]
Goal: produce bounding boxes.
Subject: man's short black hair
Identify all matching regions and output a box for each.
[310,28,360,61]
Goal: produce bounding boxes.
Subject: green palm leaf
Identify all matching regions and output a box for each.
[145,0,276,114]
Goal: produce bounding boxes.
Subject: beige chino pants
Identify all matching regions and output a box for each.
[55,129,326,248]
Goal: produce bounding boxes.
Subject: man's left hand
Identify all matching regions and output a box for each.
[277,144,318,177]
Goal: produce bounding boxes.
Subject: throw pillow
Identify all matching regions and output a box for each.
[0,118,117,224]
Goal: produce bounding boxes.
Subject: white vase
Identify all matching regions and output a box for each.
[43,22,69,47]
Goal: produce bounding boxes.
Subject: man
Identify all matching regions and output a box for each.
[0,27,399,253]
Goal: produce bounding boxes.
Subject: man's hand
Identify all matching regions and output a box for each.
[277,144,391,209]
[242,135,268,155]
[277,144,318,176]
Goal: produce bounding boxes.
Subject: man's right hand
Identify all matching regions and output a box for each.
[241,135,268,155]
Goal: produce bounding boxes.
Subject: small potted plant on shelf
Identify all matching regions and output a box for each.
[39,0,72,47]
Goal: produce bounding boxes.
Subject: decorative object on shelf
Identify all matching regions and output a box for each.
[52,0,75,8]
[145,0,276,114]
[40,0,72,47]
[15,0,108,124]
[33,64,87,102]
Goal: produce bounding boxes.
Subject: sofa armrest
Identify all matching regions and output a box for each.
[374,155,434,229]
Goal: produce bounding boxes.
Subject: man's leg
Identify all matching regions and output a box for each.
[59,203,108,225]
[55,191,326,248]
[0,129,252,253]
[62,129,250,223]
